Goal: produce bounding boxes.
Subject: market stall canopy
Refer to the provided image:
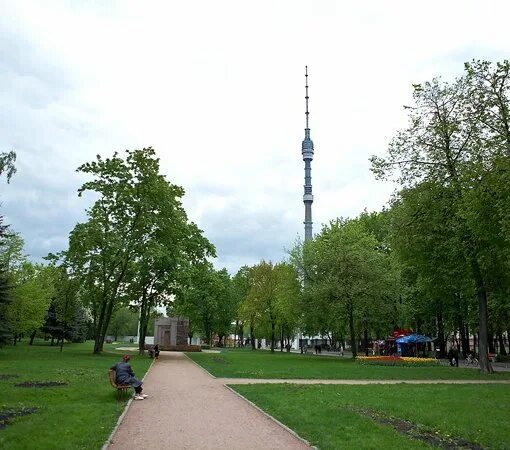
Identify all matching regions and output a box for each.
[390,329,413,338]
[395,334,435,344]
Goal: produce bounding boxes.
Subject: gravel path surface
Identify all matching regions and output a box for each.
[107,352,311,450]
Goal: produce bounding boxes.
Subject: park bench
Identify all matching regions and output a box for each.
[488,353,497,363]
[108,369,131,399]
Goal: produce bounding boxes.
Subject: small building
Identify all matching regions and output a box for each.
[154,317,189,349]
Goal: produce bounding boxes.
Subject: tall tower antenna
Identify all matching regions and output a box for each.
[302,66,314,241]
[305,66,309,129]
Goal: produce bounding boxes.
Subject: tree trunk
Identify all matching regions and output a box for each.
[29,330,36,345]
[280,326,284,352]
[239,327,244,347]
[461,323,470,357]
[270,322,275,353]
[50,335,55,347]
[364,326,369,356]
[436,301,446,358]
[60,329,65,352]
[488,329,496,354]
[139,297,149,355]
[250,320,256,350]
[13,334,17,346]
[94,258,129,355]
[471,260,493,372]
[93,291,109,354]
[347,301,356,358]
[455,293,468,357]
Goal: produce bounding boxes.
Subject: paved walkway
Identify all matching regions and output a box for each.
[107,352,310,450]
[107,352,510,449]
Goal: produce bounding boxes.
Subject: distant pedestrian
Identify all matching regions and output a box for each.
[447,348,459,367]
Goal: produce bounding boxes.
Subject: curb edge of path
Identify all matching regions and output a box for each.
[183,351,217,378]
[102,357,156,450]
[224,384,318,450]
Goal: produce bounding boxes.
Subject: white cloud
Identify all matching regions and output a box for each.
[0,0,509,272]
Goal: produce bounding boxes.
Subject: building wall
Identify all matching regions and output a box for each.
[154,317,189,348]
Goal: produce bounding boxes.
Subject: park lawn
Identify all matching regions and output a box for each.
[231,383,510,449]
[186,348,510,380]
[0,340,151,450]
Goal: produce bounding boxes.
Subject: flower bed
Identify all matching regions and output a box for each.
[356,356,438,366]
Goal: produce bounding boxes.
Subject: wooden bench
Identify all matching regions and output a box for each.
[488,353,497,363]
[108,369,131,399]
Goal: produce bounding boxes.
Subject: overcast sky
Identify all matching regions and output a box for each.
[0,1,508,274]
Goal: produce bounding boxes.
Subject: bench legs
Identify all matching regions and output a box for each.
[117,387,130,400]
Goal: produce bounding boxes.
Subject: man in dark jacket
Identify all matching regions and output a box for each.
[111,355,147,400]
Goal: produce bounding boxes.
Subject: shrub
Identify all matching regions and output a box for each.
[496,354,510,363]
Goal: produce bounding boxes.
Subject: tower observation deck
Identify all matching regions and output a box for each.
[302,66,314,241]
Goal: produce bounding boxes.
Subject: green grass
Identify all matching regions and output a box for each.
[231,383,510,449]
[187,348,510,380]
[0,340,151,450]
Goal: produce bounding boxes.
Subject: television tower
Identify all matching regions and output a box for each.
[302,66,314,241]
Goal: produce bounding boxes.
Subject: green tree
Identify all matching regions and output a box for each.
[232,266,251,346]
[389,183,475,356]
[274,262,301,350]
[0,216,12,345]
[300,219,389,357]
[173,263,233,346]
[130,200,214,354]
[0,232,25,272]
[371,63,510,372]
[107,307,139,341]
[7,262,56,344]
[64,148,212,354]
[244,261,279,352]
[0,150,16,182]
[0,266,10,346]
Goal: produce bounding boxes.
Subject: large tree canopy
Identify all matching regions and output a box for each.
[64,147,214,354]
[371,60,510,372]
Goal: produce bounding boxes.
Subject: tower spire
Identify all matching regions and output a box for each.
[305,65,309,129]
[301,66,314,241]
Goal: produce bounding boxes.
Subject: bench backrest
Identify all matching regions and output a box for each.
[108,369,118,388]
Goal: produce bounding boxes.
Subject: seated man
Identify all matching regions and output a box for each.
[148,344,160,359]
[111,355,147,400]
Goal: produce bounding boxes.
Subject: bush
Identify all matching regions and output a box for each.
[201,344,211,350]
[496,354,510,363]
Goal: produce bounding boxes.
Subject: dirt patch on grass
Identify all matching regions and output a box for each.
[15,381,68,388]
[0,407,37,430]
[346,406,485,450]
[0,374,19,380]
